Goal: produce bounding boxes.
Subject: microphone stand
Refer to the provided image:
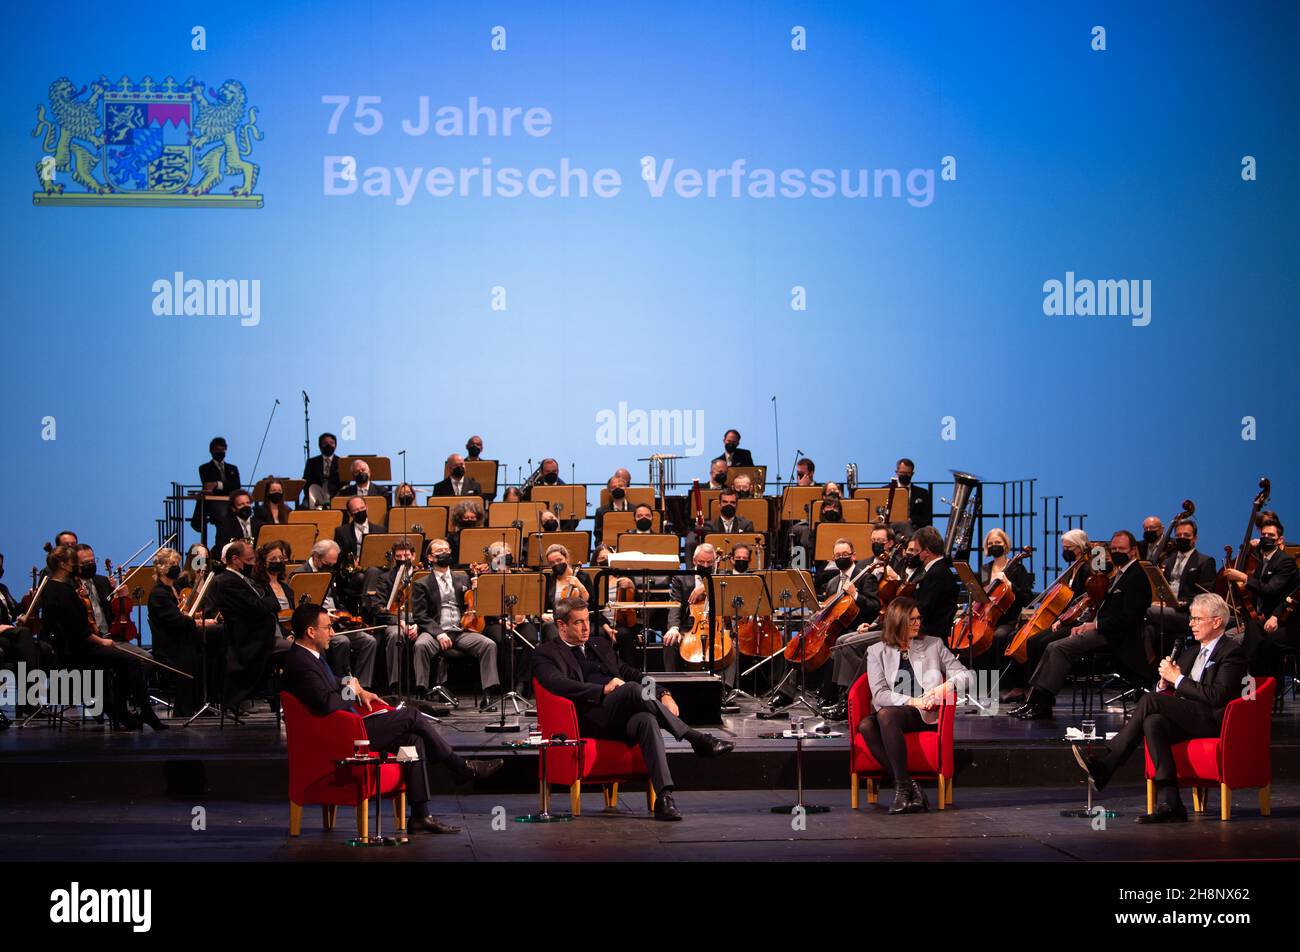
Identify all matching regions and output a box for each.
[302,391,310,465]
[249,398,280,487]
[771,395,781,487]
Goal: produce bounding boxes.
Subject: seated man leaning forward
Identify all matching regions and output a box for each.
[283,602,503,835]
[531,596,735,822]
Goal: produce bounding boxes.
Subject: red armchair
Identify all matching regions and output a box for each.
[281,692,406,837]
[847,673,956,809]
[532,680,656,816]
[1144,677,1274,821]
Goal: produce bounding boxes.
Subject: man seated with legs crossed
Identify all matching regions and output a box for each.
[284,603,502,834]
[1072,593,1247,823]
[532,596,735,821]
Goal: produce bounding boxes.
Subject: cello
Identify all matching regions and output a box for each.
[1004,558,1086,664]
[678,480,735,670]
[950,545,1033,656]
[782,555,881,670]
[1215,477,1270,624]
[1145,499,1195,569]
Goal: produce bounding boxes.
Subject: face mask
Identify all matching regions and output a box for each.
[356,474,369,485]
[398,495,415,507]
[268,562,285,577]
[353,510,368,524]
[321,445,335,457]
[461,517,478,528]
[466,444,480,456]
[166,565,182,580]
[551,562,568,577]
[542,520,560,532]
[394,558,410,568]
[544,472,558,484]
[1062,549,1077,564]
[1175,538,1194,553]
[1111,551,1131,567]
[987,544,1006,559]
[896,474,911,487]
[1143,530,1160,544]
[267,491,284,504]
[724,442,738,453]
[241,563,254,577]
[713,473,727,485]
[212,450,226,462]
[822,509,842,523]
[1260,538,1279,552]
[434,553,453,567]
[611,487,626,500]
[451,466,465,479]
[871,542,886,557]
[732,559,750,573]
[237,506,253,520]
[636,517,653,531]
[905,554,922,569]
[503,554,515,567]
[79,563,97,579]
[834,556,853,571]
[695,563,713,576]
[720,505,737,519]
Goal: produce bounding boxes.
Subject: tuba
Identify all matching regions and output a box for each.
[941,471,982,560]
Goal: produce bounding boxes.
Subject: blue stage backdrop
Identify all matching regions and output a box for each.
[2,1,1298,588]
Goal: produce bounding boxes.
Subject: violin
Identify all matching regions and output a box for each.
[460,563,486,634]
[950,545,1033,656]
[16,567,43,634]
[875,547,913,608]
[104,559,139,642]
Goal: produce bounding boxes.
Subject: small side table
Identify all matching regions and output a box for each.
[1061,734,1119,819]
[504,736,584,823]
[759,728,841,815]
[335,753,412,846]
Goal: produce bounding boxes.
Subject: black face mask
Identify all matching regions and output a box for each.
[732,559,750,573]
[1111,551,1131,567]
[356,474,369,485]
[398,495,415,507]
[611,487,626,500]
[542,520,560,532]
[451,466,465,479]
[460,517,478,529]
[724,442,739,453]
[212,450,226,462]
[267,562,286,577]
[695,563,713,576]
[1175,538,1194,553]
[871,542,887,557]
[896,474,911,487]
[543,472,558,484]
[1143,530,1160,544]
[503,554,515,567]
[1062,548,1077,563]
[433,553,453,567]
[1260,538,1279,553]
[79,563,97,579]
[353,510,368,524]
[237,506,254,521]
[905,554,922,569]
[551,562,568,577]
[635,517,653,531]
[834,556,853,572]
[720,505,737,519]
[466,444,480,457]
[394,559,410,569]
[321,445,335,457]
[267,491,283,504]
[166,565,182,580]
[822,509,842,523]
[240,563,254,577]
[987,544,1006,559]
[712,473,727,486]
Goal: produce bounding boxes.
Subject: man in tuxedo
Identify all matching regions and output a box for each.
[1017,530,1154,720]
[593,474,633,547]
[1221,514,1299,676]
[300,432,342,505]
[211,541,278,712]
[338,459,388,501]
[707,488,754,535]
[532,596,734,820]
[1144,517,1217,657]
[284,602,501,834]
[214,490,258,554]
[334,497,386,563]
[893,458,932,530]
[1138,515,1165,562]
[432,453,482,497]
[1074,593,1248,822]
[712,429,754,468]
[193,437,241,533]
[72,544,116,640]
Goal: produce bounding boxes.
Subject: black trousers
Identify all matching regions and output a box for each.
[0,625,44,669]
[857,705,935,785]
[79,643,151,720]
[1240,619,1296,679]
[578,682,693,794]
[362,705,468,809]
[1100,691,1218,806]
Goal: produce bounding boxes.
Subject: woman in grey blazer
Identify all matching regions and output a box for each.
[861,596,971,813]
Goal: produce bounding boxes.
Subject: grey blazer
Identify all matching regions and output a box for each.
[865,635,972,725]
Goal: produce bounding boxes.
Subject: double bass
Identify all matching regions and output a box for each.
[1145,499,1195,570]
[1215,477,1270,624]
[950,545,1033,656]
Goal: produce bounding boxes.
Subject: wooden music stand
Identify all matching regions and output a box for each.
[616,533,680,558]
[252,477,306,503]
[707,497,770,531]
[603,511,662,545]
[529,486,587,524]
[255,524,318,562]
[781,486,824,522]
[337,455,392,481]
[811,499,873,525]
[713,573,771,618]
[292,571,333,607]
[851,487,908,524]
[489,502,545,531]
[359,533,422,570]
[388,506,447,541]
[526,531,591,566]
[814,523,872,561]
[953,562,990,604]
[476,571,544,724]
[459,527,521,567]
[117,565,157,604]
[288,509,342,534]
[704,533,767,569]
[448,459,498,499]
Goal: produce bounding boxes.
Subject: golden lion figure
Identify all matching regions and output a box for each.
[32,77,110,194]
[187,79,263,196]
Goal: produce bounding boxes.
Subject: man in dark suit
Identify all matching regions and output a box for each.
[1144,517,1217,655]
[911,526,959,640]
[211,541,278,712]
[73,544,115,640]
[333,497,386,563]
[214,489,257,554]
[283,602,501,834]
[894,458,932,530]
[337,459,389,502]
[1222,514,1299,677]
[1074,592,1248,822]
[300,432,342,506]
[532,595,733,821]
[592,475,633,549]
[192,437,241,533]
[706,488,754,535]
[712,429,754,468]
[432,453,482,497]
[1138,515,1165,562]
[1018,530,1154,719]
[406,538,500,703]
[662,543,730,674]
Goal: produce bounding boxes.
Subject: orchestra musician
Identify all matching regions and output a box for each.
[591,543,641,664]
[193,437,240,533]
[1220,513,1299,677]
[211,540,279,714]
[255,541,297,655]
[860,596,970,813]
[662,543,732,674]
[592,474,632,547]
[1143,518,1216,660]
[293,539,377,688]
[532,595,735,821]
[37,530,80,583]
[73,545,115,640]
[540,543,589,642]
[713,429,754,468]
[0,553,51,713]
[731,473,755,498]
[394,482,418,509]
[464,435,484,462]
[795,457,817,487]
[707,488,754,535]
[214,489,257,554]
[284,602,502,835]
[333,496,386,565]
[708,458,730,490]
[821,537,899,718]
[432,453,481,497]
[445,498,484,564]
[977,528,1034,680]
[253,479,294,531]
[147,547,223,718]
[1073,593,1247,823]
[477,539,539,697]
[301,432,342,506]
[892,458,932,530]
[41,545,165,730]
[338,459,387,501]
[1015,530,1153,720]
[1138,514,1165,562]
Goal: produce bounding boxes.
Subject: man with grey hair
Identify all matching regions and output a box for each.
[293,538,377,689]
[1073,592,1247,823]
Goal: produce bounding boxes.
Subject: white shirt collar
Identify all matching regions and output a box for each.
[297,642,321,660]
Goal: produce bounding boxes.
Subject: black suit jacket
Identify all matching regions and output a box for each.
[1096,561,1152,647]
[214,512,258,554]
[412,570,470,636]
[905,484,932,529]
[147,583,198,665]
[332,521,387,561]
[301,454,344,500]
[914,557,959,639]
[282,642,354,716]
[816,563,880,625]
[713,447,755,468]
[432,476,482,498]
[1246,549,1299,619]
[337,483,390,504]
[706,515,755,536]
[1159,549,1217,603]
[198,459,241,494]
[1170,635,1248,724]
[42,579,94,663]
[532,635,643,711]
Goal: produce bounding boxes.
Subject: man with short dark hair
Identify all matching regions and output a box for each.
[532,596,734,821]
[1221,514,1299,677]
[214,490,256,554]
[193,437,241,533]
[283,603,501,834]
[893,458,932,530]
[301,432,342,505]
[707,488,754,535]
[713,429,754,468]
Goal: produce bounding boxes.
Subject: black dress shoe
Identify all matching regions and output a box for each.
[141,712,169,731]
[906,780,930,813]
[823,701,849,722]
[409,815,462,834]
[888,785,914,814]
[653,793,683,821]
[1136,802,1188,824]
[688,733,735,757]
[463,758,504,780]
[1071,744,1111,791]
[1016,703,1054,720]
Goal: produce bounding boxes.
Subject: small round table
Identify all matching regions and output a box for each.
[1060,733,1120,819]
[759,728,840,814]
[335,753,412,847]
[504,736,584,823]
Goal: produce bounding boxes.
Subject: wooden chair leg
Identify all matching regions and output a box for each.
[357,798,369,838]
[570,781,581,816]
[937,776,947,811]
[867,778,878,805]
[646,785,656,813]
[322,804,337,830]
[603,783,619,809]
[1220,784,1231,821]
[946,777,954,806]
[392,793,406,832]
[1259,785,1271,816]
[1146,779,1155,815]
[851,773,859,810]
[1191,787,1203,813]
[289,801,303,837]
